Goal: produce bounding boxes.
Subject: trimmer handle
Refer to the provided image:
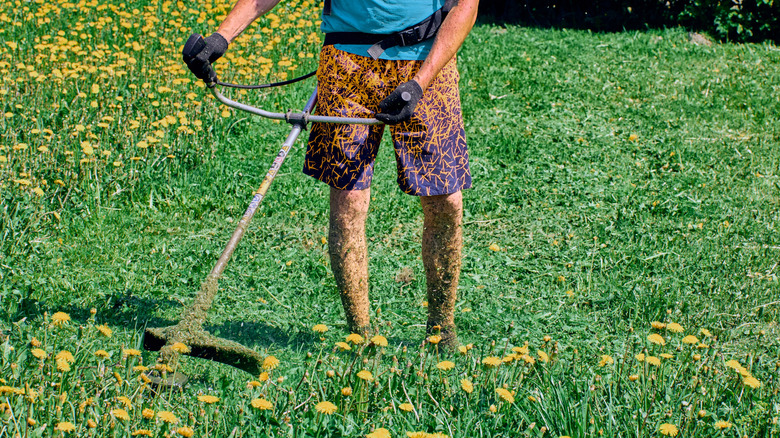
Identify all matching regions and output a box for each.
[182,33,217,84]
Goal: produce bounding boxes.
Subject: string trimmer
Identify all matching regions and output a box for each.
[142,34,380,385]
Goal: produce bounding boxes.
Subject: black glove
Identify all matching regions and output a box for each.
[376,80,423,125]
[182,33,229,83]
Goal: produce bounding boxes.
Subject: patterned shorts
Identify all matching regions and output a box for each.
[303,45,471,196]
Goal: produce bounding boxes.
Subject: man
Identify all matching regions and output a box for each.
[186,0,478,347]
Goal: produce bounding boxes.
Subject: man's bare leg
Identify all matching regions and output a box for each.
[421,191,463,347]
[329,187,371,335]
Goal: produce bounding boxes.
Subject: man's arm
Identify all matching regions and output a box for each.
[413,0,479,90]
[216,0,283,43]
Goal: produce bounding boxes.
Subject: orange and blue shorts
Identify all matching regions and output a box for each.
[304,45,471,196]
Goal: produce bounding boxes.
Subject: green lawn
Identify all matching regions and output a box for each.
[1,1,779,435]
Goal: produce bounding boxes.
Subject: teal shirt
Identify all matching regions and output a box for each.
[321,0,446,60]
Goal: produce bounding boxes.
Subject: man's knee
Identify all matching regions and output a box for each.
[330,187,370,224]
[421,191,463,222]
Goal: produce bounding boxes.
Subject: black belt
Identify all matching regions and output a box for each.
[322,0,457,59]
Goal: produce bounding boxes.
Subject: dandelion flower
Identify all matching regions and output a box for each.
[461,379,474,394]
[247,380,262,388]
[635,353,645,362]
[31,348,47,360]
[370,335,388,347]
[56,350,75,363]
[629,374,639,381]
[599,355,614,367]
[346,333,364,344]
[482,356,502,368]
[650,321,666,330]
[259,372,270,381]
[51,312,71,325]
[399,402,414,412]
[142,408,154,419]
[489,243,500,251]
[458,346,468,355]
[357,370,373,381]
[648,334,666,346]
[519,354,535,365]
[427,335,442,344]
[700,328,713,337]
[714,421,732,429]
[341,387,352,396]
[743,376,761,389]
[97,324,113,337]
[666,322,683,333]
[157,411,179,424]
[724,360,742,370]
[335,342,351,351]
[177,426,194,437]
[263,355,280,370]
[55,422,76,432]
[659,423,679,436]
[251,398,273,410]
[436,360,455,371]
[131,430,153,437]
[315,401,337,415]
[112,409,130,421]
[117,396,132,407]
[312,324,328,333]
[512,344,530,355]
[681,335,698,344]
[30,338,42,347]
[367,428,391,438]
[489,404,497,413]
[197,395,220,404]
[537,350,549,363]
[171,343,190,354]
[495,388,515,403]
[123,348,142,357]
[133,365,148,372]
[95,350,109,358]
[56,359,71,372]
[646,356,661,367]
[660,353,674,360]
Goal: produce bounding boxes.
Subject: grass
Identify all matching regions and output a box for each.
[1,0,780,435]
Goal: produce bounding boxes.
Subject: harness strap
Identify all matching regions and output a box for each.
[323,0,458,59]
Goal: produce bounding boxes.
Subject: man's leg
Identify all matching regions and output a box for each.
[421,190,463,346]
[329,187,371,335]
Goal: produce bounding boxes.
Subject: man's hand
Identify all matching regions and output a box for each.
[182,33,229,83]
[376,80,424,125]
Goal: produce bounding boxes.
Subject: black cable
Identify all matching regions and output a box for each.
[216,69,317,89]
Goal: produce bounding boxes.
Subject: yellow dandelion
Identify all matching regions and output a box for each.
[312,324,328,333]
[97,325,113,337]
[131,430,153,437]
[700,328,713,337]
[714,420,732,429]
[30,338,42,347]
[482,356,502,368]
[512,344,530,355]
[370,335,388,347]
[366,428,391,438]
[537,350,549,363]
[259,372,270,381]
[56,350,75,363]
[648,333,666,345]
[495,388,515,403]
[629,374,639,381]
[95,350,109,358]
[461,379,474,394]
[693,354,701,361]
[170,343,190,354]
[247,380,262,388]
[117,396,132,407]
[681,335,699,344]
[646,356,661,366]
[177,426,194,438]
[519,354,536,365]
[250,398,274,410]
[157,411,178,424]
[142,408,154,419]
[55,422,76,432]
[263,355,280,370]
[315,401,337,415]
[636,353,646,362]
[346,333,364,344]
[436,360,455,371]
[399,402,414,412]
[528,395,537,402]
[341,387,353,396]
[725,360,743,370]
[357,370,373,381]
[660,353,674,360]
[197,394,220,404]
[51,312,71,325]
[659,423,678,436]
[458,345,468,355]
[56,359,71,372]
[407,432,428,438]
[427,335,442,344]
[489,243,500,251]
[123,348,142,357]
[31,348,47,360]
[335,341,351,351]
[599,355,614,367]
[133,365,148,372]
[650,321,666,330]
[743,376,761,389]
[666,322,683,333]
[112,409,130,421]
